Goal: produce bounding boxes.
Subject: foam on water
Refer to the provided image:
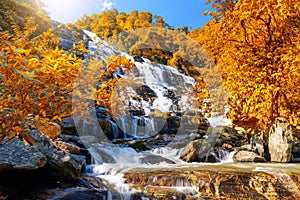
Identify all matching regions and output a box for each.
[81,30,235,198]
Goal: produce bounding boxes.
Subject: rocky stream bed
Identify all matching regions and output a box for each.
[1,28,300,200]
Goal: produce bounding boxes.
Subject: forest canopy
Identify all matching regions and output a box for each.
[190,0,300,129]
[0,0,299,143]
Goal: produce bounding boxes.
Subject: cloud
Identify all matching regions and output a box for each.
[101,0,116,11]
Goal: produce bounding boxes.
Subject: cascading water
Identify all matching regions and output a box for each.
[109,120,120,139]
[208,148,237,163]
[78,30,235,199]
[83,30,200,139]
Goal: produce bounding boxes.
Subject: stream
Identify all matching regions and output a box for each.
[72,30,300,199]
[84,143,300,199]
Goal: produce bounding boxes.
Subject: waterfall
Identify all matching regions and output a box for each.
[77,30,236,199]
[134,62,195,89]
[208,149,236,163]
[82,30,205,141]
[108,120,120,139]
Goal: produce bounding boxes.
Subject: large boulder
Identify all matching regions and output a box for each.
[267,118,294,162]
[0,131,85,199]
[0,138,47,171]
[179,138,217,162]
[29,130,86,181]
[233,150,266,162]
[215,126,248,148]
[179,139,204,162]
[179,126,245,162]
[1,174,109,200]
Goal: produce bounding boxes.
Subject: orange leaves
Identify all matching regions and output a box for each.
[108,55,135,73]
[35,114,40,123]
[0,25,84,141]
[88,56,136,113]
[75,10,165,40]
[72,55,135,118]
[195,0,300,129]
[37,122,61,140]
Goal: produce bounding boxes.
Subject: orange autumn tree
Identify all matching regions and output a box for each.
[75,10,166,40]
[193,0,300,129]
[97,56,135,106]
[0,0,51,36]
[0,19,84,142]
[72,55,140,142]
[73,55,135,117]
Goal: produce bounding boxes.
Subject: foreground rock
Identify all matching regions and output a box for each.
[267,117,294,162]
[29,175,108,200]
[124,165,300,200]
[29,130,86,181]
[233,150,266,162]
[0,138,47,171]
[0,130,87,199]
[0,174,109,200]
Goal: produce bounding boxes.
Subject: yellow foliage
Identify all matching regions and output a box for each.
[193,0,300,129]
[0,0,51,37]
[75,10,166,39]
[72,55,135,118]
[0,24,83,141]
[95,56,135,110]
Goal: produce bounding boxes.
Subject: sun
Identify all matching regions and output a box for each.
[42,0,88,22]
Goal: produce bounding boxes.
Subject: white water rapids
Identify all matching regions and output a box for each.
[80,30,235,199]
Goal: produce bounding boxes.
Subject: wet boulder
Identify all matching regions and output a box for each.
[249,131,265,158]
[215,126,248,148]
[133,55,144,63]
[180,139,205,162]
[135,85,157,101]
[179,127,234,162]
[233,150,266,162]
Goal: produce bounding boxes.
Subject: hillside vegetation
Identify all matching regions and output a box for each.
[0,0,299,143]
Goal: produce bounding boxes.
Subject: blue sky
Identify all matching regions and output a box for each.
[42,0,212,29]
